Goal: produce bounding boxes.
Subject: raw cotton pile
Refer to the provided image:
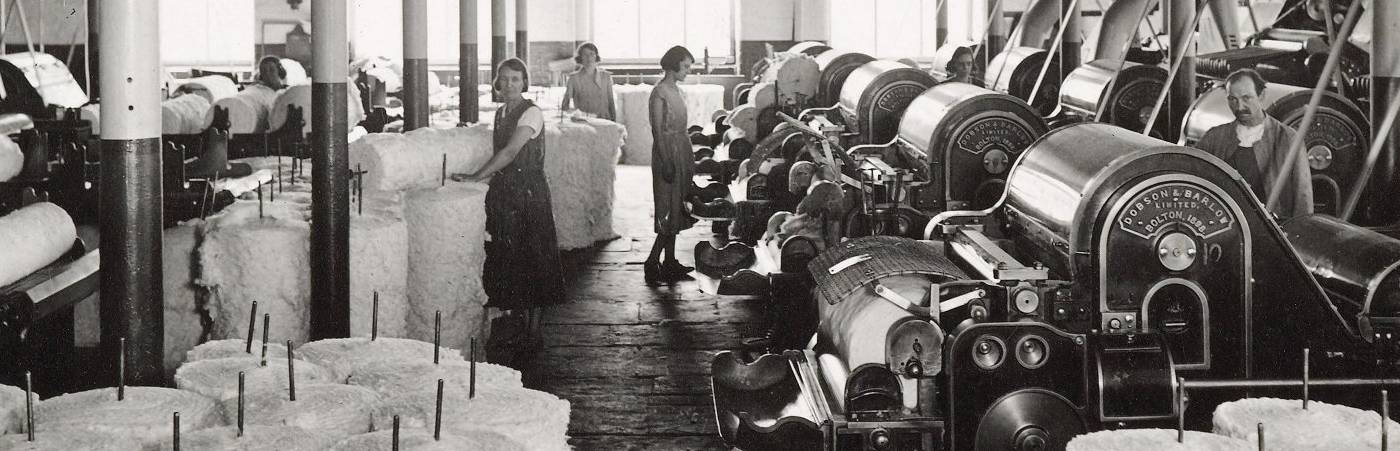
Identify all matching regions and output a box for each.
[206,85,280,134]
[349,211,408,338]
[281,59,310,87]
[613,83,725,165]
[0,133,23,182]
[346,359,522,397]
[174,356,337,400]
[224,384,379,436]
[269,85,312,135]
[173,75,240,103]
[748,81,778,111]
[760,54,821,106]
[295,337,463,382]
[0,383,24,434]
[1213,397,1400,450]
[162,223,207,375]
[186,339,289,362]
[198,199,313,343]
[545,117,624,249]
[347,125,494,192]
[1067,429,1251,451]
[375,387,571,451]
[332,428,524,451]
[404,182,489,350]
[0,202,77,287]
[727,104,759,143]
[0,429,143,451]
[162,94,212,135]
[150,425,337,451]
[35,387,222,445]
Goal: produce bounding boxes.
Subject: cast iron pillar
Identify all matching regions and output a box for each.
[460,0,480,123]
[310,0,351,339]
[403,0,430,131]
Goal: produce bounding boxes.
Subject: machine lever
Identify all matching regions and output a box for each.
[828,254,871,275]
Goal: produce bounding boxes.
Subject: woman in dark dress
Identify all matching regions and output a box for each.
[644,46,698,283]
[452,58,564,350]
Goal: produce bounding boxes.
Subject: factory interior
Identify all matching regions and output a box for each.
[2,0,1400,449]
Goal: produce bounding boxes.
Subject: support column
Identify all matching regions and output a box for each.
[575,0,592,47]
[516,0,528,66]
[987,0,1008,59]
[1061,0,1082,70]
[310,0,351,340]
[1207,0,1243,49]
[1166,0,1196,143]
[491,0,507,99]
[460,0,479,123]
[98,0,163,385]
[403,0,430,131]
[87,0,100,98]
[936,0,949,48]
[1373,0,1400,223]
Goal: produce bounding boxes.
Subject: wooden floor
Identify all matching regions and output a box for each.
[513,165,763,451]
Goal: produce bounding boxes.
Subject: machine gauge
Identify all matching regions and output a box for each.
[1013,289,1040,315]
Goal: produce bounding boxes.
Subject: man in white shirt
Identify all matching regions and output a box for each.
[1194,68,1313,219]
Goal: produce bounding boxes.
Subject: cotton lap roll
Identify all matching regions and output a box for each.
[727,104,759,142]
[347,126,494,192]
[281,58,310,87]
[0,383,24,434]
[150,425,337,451]
[206,85,280,134]
[748,81,778,111]
[350,212,409,338]
[174,75,240,103]
[0,133,21,182]
[268,85,312,135]
[404,182,489,351]
[36,387,222,445]
[375,387,571,451]
[761,54,821,106]
[198,200,313,343]
[545,118,623,249]
[163,223,207,375]
[162,94,212,135]
[295,337,463,382]
[1067,429,1252,451]
[174,356,337,400]
[1213,397,1400,450]
[186,339,289,362]
[0,202,77,288]
[347,359,522,396]
[0,429,142,451]
[224,384,379,436]
[333,428,524,451]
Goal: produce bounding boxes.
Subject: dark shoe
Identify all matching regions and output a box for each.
[662,260,694,277]
[644,261,663,284]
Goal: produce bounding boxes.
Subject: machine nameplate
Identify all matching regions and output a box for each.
[1301,113,1358,155]
[1117,183,1234,239]
[875,84,925,113]
[956,117,1035,156]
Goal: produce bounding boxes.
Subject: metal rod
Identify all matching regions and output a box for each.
[1142,0,1208,135]
[1258,423,1265,450]
[24,371,32,441]
[287,340,296,401]
[434,379,444,440]
[392,415,400,451]
[1177,376,1185,443]
[372,291,379,341]
[1303,348,1310,409]
[1264,0,1361,210]
[1341,83,1400,221]
[1183,378,1400,390]
[172,412,180,451]
[311,0,352,340]
[1385,389,1391,451]
[441,154,446,186]
[246,301,258,354]
[434,311,441,364]
[118,337,125,401]
[260,314,270,366]
[238,371,245,437]
[470,338,477,398]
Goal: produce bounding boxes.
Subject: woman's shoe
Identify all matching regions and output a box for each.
[644,261,663,284]
[662,260,694,279]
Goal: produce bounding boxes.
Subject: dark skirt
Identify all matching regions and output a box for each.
[483,168,566,309]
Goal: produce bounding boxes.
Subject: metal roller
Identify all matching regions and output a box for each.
[1006,0,1062,49]
[786,41,832,57]
[1061,59,1168,136]
[837,61,938,145]
[1094,0,1154,62]
[1180,83,1370,216]
[813,50,875,108]
[984,47,1061,116]
[1282,214,1400,342]
[897,83,1047,211]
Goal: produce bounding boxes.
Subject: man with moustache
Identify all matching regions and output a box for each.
[1195,68,1313,219]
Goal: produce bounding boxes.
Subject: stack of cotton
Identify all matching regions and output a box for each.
[545,117,624,249]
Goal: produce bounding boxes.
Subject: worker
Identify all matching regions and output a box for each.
[560,42,616,121]
[644,46,698,283]
[255,55,287,91]
[1194,68,1313,219]
[451,58,564,353]
[945,46,977,85]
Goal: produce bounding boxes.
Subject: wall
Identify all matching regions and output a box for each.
[736,0,798,78]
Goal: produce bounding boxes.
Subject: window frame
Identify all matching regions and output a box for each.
[586,0,738,67]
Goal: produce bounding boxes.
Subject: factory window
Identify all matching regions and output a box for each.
[830,0,987,60]
[590,0,735,62]
[351,0,503,65]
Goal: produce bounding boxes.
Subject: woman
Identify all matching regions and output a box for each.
[255,55,288,91]
[560,42,617,121]
[645,46,697,283]
[452,58,564,350]
[945,46,977,85]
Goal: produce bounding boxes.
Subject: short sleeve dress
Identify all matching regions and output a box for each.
[483,100,566,309]
[649,82,696,235]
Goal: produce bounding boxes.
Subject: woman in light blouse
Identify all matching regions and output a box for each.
[560,42,617,121]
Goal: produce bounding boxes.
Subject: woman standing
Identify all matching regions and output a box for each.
[645,46,697,283]
[561,42,617,121]
[453,58,564,350]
